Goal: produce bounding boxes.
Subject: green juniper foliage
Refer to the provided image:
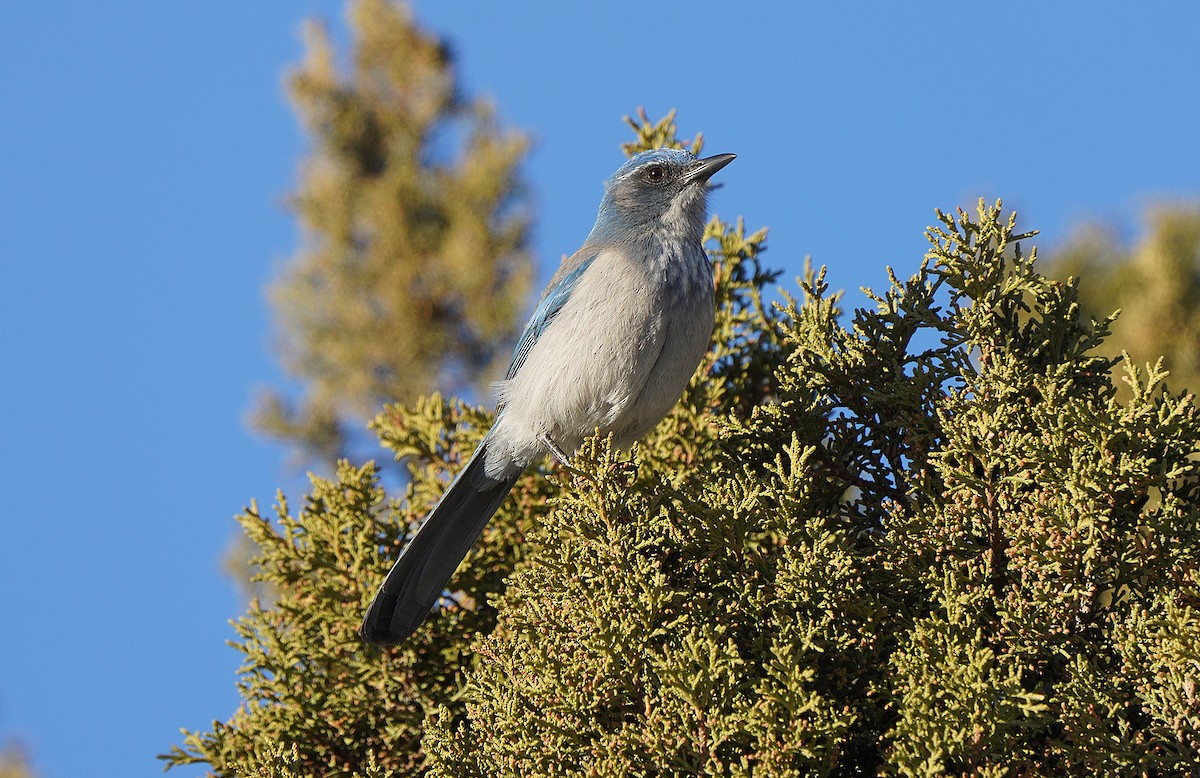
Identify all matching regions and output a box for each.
[167,113,1200,776]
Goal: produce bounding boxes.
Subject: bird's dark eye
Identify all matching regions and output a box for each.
[643,164,666,184]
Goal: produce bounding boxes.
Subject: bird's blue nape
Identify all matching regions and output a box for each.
[609,148,696,182]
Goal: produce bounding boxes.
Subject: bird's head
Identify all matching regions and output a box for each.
[590,148,736,242]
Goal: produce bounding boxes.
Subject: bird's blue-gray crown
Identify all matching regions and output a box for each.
[589,147,736,241]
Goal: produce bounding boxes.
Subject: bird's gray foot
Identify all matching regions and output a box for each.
[540,433,601,487]
[540,433,573,467]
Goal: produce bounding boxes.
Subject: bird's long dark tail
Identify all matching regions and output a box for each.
[361,437,519,646]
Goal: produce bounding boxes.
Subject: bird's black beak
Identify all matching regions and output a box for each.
[684,153,736,184]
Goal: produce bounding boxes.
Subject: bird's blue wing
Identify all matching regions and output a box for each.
[504,254,598,380]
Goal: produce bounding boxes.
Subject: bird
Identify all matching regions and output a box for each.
[361,147,736,645]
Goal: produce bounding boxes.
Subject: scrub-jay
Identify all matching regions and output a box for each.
[362,148,736,645]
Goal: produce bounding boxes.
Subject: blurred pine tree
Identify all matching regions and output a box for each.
[252,0,533,465]
[0,745,34,778]
[1045,207,1200,397]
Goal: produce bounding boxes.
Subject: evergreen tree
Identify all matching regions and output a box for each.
[1045,207,1200,396]
[167,109,1200,775]
[254,0,533,464]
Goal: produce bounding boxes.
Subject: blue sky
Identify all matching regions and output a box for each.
[1,3,1198,776]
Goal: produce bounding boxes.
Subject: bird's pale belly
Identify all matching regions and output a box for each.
[485,267,712,477]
